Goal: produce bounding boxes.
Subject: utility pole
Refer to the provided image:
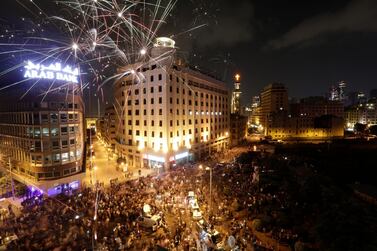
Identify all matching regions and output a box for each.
[209,167,212,218]
[90,129,93,185]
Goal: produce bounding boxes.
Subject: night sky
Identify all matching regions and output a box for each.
[174,0,377,102]
[1,0,377,108]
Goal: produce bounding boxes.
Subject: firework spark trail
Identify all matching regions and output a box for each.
[0,0,213,124]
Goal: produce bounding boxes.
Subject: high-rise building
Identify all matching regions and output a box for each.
[329,81,347,102]
[338,81,347,101]
[231,74,241,114]
[0,84,85,196]
[260,83,289,132]
[114,37,230,169]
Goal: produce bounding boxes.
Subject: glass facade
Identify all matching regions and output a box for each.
[0,87,84,181]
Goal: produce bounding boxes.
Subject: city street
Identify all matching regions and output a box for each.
[82,137,155,187]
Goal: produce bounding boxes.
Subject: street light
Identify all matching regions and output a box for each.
[199,164,213,221]
[205,166,213,220]
[93,165,98,185]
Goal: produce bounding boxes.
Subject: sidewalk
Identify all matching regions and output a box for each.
[82,138,157,187]
[0,197,22,216]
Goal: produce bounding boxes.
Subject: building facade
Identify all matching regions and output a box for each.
[266,114,344,139]
[231,74,241,114]
[114,38,230,169]
[229,74,247,146]
[230,114,248,146]
[0,85,85,195]
[258,85,344,140]
[345,100,377,130]
[290,96,344,118]
[260,83,289,133]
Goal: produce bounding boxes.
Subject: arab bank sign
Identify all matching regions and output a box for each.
[24,61,79,83]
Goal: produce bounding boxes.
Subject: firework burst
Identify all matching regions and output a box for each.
[1,1,207,100]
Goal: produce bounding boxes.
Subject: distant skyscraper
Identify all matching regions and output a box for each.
[338,81,347,101]
[231,74,242,114]
[329,85,338,101]
[329,81,347,102]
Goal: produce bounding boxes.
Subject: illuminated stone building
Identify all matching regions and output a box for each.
[345,100,377,130]
[114,38,230,169]
[266,114,344,139]
[0,83,85,195]
[266,97,344,140]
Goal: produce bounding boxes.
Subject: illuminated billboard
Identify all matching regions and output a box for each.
[24,61,79,83]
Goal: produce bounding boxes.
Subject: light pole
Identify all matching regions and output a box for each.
[89,128,93,185]
[8,157,15,199]
[93,165,98,185]
[206,166,213,219]
[199,165,213,220]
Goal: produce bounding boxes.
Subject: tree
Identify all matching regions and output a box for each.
[354,123,367,133]
[369,125,377,136]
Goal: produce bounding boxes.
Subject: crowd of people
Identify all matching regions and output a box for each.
[0,148,304,251]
